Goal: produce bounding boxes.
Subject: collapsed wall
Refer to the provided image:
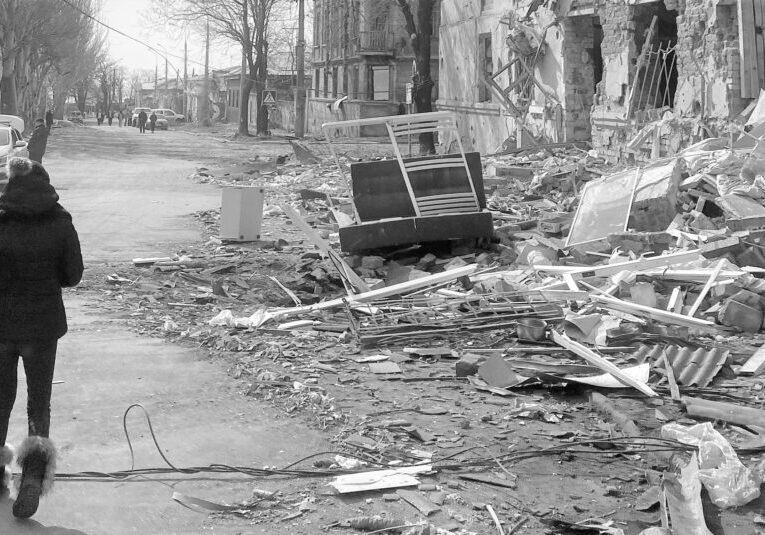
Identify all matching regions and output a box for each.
[591,0,748,161]
[436,0,752,160]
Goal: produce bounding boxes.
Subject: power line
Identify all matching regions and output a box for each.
[58,0,309,87]
[58,0,209,72]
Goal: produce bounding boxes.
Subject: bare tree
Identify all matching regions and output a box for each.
[0,0,102,126]
[157,0,282,136]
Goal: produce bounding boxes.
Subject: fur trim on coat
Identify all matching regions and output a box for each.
[0,444,13,466]
[15,436,56,496]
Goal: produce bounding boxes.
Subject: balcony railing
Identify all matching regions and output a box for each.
[358,30,394,53]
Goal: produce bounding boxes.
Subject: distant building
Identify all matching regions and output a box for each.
[310,0,440,136]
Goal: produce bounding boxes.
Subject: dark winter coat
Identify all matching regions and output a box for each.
[138,111,147,125]
[27,125,49,163]
[0,175,83,341]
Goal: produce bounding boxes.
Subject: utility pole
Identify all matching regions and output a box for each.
[164,55,168,108]
[184,38,188,119]
[200,19,211,126]
[295,0,306,138]
[154,62,158,106]
[239,0,248,134]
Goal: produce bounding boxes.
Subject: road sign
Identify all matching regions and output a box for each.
[262,90,277,106]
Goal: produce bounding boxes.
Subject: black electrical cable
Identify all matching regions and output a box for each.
[54,404,697,483]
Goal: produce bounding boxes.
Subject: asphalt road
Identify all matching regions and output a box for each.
[1,124,330,534]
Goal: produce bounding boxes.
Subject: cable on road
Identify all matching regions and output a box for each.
[49,403,697,484]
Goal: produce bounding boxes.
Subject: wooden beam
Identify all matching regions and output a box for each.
[683,396,765,428]
[592,294,717,330]
[739,0,759,98]
[270,263,479,321]
[739,343,765,376]
[686,259,725,317]
[281,203,369,294]
[549,331,658,397]
[534,250,703,280]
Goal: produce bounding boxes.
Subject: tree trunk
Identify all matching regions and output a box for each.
[396,0,435,154]
[254,37,269,135]
[238,1,251,136]
[414,0,435,154]
[1,52,18,116]
[239,77,254,135]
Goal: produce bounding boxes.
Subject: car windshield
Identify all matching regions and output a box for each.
[0,130,10,146]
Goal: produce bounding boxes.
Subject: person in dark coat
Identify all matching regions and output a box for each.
[0,157,83,518]
[149,111,157,133]
[44,110,53,133]
[26,119,49,164]
[138,110,147,133]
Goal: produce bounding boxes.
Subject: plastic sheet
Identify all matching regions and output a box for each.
[661,422,761,508]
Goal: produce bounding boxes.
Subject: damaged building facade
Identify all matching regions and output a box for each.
[438,0,762,160]
[309,0,440,136]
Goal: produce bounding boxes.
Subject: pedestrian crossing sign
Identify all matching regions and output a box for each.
[262,90,276,105]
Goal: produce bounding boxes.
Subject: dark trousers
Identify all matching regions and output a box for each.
[0,340,58,446]
[139,121,146,133]
[150,122,155,133]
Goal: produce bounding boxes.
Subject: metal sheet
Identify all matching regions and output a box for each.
[633,344,729,388]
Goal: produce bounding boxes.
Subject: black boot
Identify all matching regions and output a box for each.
[0,445,13,496]
[13,436,55,518]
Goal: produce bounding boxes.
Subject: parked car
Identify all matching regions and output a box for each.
[0,115,28,190]
[152,108,185,124]
[131,107,152,127]
[66,110,84,124]
[151,112,169,131]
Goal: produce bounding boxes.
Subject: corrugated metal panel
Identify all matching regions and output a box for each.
[632,344,729,388]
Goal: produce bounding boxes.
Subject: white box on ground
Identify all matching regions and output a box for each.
[220,186,265,241]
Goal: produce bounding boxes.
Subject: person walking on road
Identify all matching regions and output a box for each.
[44,110,53,133]
[149,111,157,134]
[138,110,147,133]
[27,119,49,164]
[0,157,84,519]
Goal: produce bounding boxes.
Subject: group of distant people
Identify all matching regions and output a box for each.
[135,110,157,134]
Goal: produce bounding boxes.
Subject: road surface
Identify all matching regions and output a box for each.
[1,124,330,534]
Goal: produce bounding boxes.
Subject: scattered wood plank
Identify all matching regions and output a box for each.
[460,473,517,489]
[739,344,765,376]
[269,264,478,323]
[533,250,702,280]
[687,259,725,317]
[683,396,765,428]
[396,489,441,516]
[592,294,717,330]
[281,203,369,293]
[550,331,658,397]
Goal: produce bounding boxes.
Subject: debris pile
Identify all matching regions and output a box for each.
[87,129,765,533]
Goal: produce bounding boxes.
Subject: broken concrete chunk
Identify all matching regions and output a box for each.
[719,299,762,333]
[455,353,484,378]
[360,255,385,270]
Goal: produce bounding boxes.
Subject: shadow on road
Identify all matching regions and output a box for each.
[0,495,88,535]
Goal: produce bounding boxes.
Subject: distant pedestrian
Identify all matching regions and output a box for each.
[138,110,147,133]
[0,157,84,519]
[107,112,113,127]
[44,110,53,133]
[27,119,49,164]
[149,111,157,133]
[117,111,123,127]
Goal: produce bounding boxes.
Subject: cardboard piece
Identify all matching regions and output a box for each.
[329,465,432,494]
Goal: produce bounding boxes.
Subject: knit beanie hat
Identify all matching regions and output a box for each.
[0,157,58,215]
[7,157,50,183]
